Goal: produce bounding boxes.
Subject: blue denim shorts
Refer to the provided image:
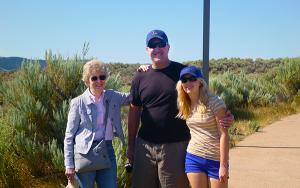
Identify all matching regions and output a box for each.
[185,152,220,179]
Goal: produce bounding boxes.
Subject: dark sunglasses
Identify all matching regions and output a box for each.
[91,75,107,81]
[148,41,167,49]
[181,76,197,83]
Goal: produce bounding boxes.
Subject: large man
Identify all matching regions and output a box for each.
[127,29,232,188]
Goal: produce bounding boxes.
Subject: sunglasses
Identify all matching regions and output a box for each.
[180,76,197,83]
[91,75,107,81]
[148,41,167,49]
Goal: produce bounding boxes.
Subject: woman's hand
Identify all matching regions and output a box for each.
[65,168,75,182]
[137,64,150,72]
[219,165,229,183]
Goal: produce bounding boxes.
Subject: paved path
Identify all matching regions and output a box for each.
[229,113,300,188]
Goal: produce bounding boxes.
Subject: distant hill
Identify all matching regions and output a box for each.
[1,56,298,77]
[0,57,46,72]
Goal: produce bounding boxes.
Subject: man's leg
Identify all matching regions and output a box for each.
[132,137,159,188]
[157,141,190,188]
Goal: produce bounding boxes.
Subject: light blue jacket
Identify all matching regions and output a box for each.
[64,89,130,168]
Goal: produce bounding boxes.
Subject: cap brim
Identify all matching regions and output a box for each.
[147,36,166,46]
[179,72,199,80]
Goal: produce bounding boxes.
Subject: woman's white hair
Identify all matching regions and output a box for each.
[82,59,108,87]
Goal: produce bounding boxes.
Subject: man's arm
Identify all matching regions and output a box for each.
[127,104,142,164]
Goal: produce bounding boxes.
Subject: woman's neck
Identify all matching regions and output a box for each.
[90,89,103,99]
[189,93,199,107]
[189,91,199,108]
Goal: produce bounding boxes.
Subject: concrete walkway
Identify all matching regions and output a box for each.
[229,113,300,188]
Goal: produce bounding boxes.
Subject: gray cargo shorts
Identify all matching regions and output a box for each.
[132,137,190,188]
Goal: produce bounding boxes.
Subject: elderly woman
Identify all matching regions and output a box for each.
[176,66,230,188]
[64,59,129,188]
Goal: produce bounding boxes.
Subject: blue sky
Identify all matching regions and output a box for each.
[1,0,299,64]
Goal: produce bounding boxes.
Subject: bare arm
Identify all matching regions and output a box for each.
[216,107,230,183]
[127,104,142,164]
[218,109,234,128]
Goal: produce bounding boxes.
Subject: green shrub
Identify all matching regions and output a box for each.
[0,117,23,187]
[106,72,124,91]
[248,121,260,133]
[248,89,273,106]
[267,58,300,98]
[49,139,65,172]
[0,53,85,186]
[210,77,243,109]
[113,120,131,187]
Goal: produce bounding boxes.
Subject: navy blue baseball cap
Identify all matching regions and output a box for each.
[179,66,203,80]
[146,29,168,46]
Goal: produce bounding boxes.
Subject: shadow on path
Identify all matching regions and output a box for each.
[235,145,300,149]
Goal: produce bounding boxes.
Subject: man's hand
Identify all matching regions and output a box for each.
[137,64,150,72]
[218,110,234,128]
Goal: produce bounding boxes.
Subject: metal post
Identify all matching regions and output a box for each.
[203,0,210,84]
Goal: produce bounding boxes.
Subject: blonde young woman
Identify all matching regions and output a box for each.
[176,66,229,188]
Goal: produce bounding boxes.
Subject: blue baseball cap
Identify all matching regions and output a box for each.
[179,66,203,80]
[146,29,168,46]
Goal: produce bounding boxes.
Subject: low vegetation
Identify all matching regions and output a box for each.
[0,55,299,187]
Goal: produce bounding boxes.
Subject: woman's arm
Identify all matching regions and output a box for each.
[120,92,130,106]
[64,98,80,181]
[215,107,230,183]
[110,90,130,106]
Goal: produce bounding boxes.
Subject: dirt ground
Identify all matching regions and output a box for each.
[229,113,300,188]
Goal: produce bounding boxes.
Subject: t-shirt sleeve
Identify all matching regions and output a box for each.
[210,95,226,115]
[130,73,142,106]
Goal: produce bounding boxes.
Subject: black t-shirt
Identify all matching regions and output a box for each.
[130,61,190,143]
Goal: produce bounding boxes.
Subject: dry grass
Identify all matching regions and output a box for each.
[230,103,300,147]
[250,103,300,128]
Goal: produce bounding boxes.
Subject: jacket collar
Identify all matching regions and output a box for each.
[82,88,109,105]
